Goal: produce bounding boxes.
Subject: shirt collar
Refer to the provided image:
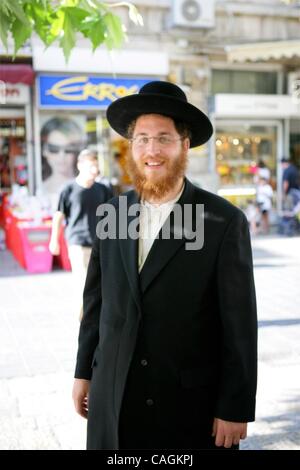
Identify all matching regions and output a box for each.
[142,182,185,210]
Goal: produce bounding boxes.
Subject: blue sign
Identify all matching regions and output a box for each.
[38,75,152,108]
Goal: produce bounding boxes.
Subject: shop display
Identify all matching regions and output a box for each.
[215,125,277,207]
[1,186,70,273]
[0,118,28,189]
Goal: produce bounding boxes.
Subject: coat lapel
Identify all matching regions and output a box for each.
[139,179,196,294]
[118,191,142,313]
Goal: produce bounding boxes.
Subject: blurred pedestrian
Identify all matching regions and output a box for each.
[72,81,257,450]
[245,199,259,236]
[256,177,273,234]
[49,149,113,320]
[257,159,271,182]
[281,157,300,195]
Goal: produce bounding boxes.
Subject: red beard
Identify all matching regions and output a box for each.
[126,149,188,201]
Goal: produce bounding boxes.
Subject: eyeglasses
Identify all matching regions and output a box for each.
[44,143,82,155]
[129,135,183,148]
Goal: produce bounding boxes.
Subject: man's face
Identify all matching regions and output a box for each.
[78,159,99,182]
[126,114,190,200]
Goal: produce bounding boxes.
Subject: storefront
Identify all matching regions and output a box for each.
[32,45,168,198]
[0,65,34,194]
[211,93,300,211]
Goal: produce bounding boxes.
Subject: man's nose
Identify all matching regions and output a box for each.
[146,138,161,154]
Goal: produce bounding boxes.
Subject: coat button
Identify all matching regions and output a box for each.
[146,398,154,406]
[141,359,148,366]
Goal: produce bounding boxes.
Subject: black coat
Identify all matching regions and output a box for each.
[74,179,257,450]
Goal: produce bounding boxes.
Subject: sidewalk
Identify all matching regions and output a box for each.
[0,234,299,450]
[242,235,300,450]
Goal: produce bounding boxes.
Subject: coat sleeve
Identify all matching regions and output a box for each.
[74,237,102,380]
[215,209,257,422]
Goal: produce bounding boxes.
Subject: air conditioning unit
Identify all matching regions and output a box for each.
[171,0,215,29]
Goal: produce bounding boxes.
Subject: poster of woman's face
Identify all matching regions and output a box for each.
[40,115,86,193]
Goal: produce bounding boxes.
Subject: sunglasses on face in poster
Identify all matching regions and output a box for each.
[44,143,83,155]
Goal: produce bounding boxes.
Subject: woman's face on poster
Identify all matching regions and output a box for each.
[43,129,82,178]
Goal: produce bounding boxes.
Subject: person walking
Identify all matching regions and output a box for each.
[281,157,300,195]
[72,81,257,450]
[49,149,113,320]
[256,177,273,234]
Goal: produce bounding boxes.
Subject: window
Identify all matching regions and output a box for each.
[211,70,277,94]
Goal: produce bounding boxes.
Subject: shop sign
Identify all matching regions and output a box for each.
[38,75,151,108]
[0,83,30,105]
[213,94,300,118]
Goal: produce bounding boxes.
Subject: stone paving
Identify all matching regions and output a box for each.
[0,234,299,450]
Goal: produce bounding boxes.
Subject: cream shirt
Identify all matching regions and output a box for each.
[138,184,185,272]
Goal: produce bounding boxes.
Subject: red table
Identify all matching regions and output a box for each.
[3,204,71,273]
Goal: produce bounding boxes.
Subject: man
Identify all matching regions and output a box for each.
[49,149,113,320]
[281,157,300,195]
[72,81,257,449]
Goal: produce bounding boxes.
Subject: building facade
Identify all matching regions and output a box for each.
[120,0,300,210]
[1,0,300,210]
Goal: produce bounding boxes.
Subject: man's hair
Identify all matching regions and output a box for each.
[126,117,192,140]
[77,148,98,164]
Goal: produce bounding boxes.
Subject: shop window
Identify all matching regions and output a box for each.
[215,124,277,206]
[211,70,277,94]
[0,118,27,189]
[290,119,300,168]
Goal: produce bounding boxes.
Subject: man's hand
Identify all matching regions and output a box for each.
[49,239,60,256]
[212,418,247,448]
[72,378,90,419]
[49,211,65,255]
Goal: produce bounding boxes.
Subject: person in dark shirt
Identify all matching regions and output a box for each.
[281,157,300,195]
[49,149,113,319]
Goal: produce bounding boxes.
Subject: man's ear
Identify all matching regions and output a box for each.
[183,138,190,152]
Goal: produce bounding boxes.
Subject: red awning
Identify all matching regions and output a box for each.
[0,64,34,85]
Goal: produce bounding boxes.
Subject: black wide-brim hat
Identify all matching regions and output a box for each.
[106,81,213,148]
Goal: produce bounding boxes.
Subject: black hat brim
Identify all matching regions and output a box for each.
[106,93,213,148]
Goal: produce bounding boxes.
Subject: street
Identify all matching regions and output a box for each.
[0,234,299,450]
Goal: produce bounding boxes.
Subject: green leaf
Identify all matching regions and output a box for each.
[77,0,98,14]
[0,0,143,62]
[25,1,52,44]
[0,0,13,16]
[63,6,89,27]
[103,12,125,50]
[5,0,31,27]
[89,18,106,51]
[60,10,76,61]
[0,12,11,50]
[11,17,32,55]
[50,10,65,37]
[63,0,79,7]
